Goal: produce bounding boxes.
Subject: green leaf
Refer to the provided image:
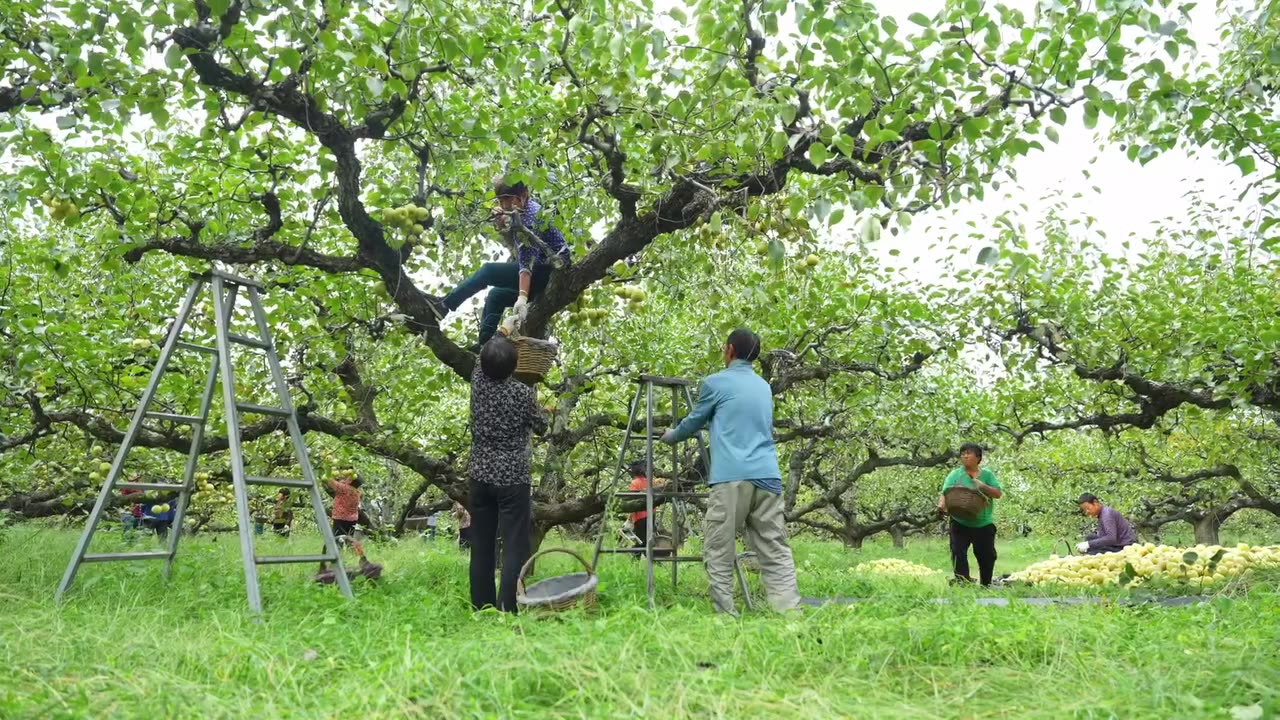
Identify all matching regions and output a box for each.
[1049,107,1066,125]
[279,48,302,71]
[908,12,930,27]
[1232,155,1256,176]
[164,44,184,70]
[976,247,998,266]
[809,143,829,166]
[1181,551,1198,565]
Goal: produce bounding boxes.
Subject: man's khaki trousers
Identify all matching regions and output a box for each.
[704,480,800,614]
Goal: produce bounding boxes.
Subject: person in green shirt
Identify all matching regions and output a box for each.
[937,443,1004,586]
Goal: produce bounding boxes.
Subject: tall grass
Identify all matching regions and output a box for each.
[0,527,1276,719]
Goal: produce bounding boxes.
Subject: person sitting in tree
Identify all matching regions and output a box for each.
[1076,493,1137,555]
[938,443,1004,587]
[427,178,571,351]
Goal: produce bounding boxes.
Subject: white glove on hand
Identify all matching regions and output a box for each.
[500,315,518,336]
[513,294,529,323]
[660,429,676,444]
[1076,541,1090,553]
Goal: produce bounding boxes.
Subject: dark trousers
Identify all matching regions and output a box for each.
[1087,545,1126,555]
[444,263,553,343]
[949,520,997,585]
[469,481,532,613]
[632,516,650,548]
[458,526,472,549]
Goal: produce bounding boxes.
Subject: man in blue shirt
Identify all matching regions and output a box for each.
[662,329,800,614]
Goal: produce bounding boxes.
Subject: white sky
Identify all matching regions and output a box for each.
[862,0,1251,279]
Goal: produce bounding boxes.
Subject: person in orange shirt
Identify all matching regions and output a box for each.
[319,469,363,574]
[625,460,669,551]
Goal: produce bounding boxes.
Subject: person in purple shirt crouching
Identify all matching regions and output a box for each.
[1076,493,1138,555]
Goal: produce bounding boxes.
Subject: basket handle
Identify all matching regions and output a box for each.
[516,547,595,596]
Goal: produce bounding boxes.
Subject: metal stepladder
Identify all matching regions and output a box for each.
[591,375,753,610]
[56,267,353,613]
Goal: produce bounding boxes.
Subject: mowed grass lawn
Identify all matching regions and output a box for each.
[1,526,1277,719]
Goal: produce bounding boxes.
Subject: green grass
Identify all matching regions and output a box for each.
[1,527,1278,719]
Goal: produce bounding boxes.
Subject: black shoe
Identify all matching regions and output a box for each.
[950,576,975,586]
[426,296,449,324]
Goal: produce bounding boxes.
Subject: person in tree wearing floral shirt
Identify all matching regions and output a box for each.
[466,336,548,613]
[428,177,571,352]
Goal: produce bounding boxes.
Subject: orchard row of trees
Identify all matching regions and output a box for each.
[1,0,1278,548]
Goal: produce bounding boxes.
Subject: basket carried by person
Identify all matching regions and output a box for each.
[516,547,598,612]
[511,334,558,381]
[942,486,988,522]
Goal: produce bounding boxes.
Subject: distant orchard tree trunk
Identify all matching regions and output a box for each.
[1192,515,1221,545]
[889,525,905,548]
[845,535,865,550]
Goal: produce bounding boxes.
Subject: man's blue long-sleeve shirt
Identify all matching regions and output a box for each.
[668,360,782,494]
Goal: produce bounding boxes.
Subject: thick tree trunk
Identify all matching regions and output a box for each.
[844,534,864,549]
[889,525,905,548]
[1192,514,1221,545]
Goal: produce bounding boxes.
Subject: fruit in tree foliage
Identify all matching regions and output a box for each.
[806,254,820,267]
[98,462,112,474]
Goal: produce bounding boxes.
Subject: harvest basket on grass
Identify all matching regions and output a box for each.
[516,547,598,612]
[943,486,988,522]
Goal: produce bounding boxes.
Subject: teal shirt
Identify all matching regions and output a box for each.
[669,360,781,492]
[941,466,1002,528]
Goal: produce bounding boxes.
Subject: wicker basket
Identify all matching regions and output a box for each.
[516,547,598,612]
[512,335,558,381]
[943,486,988,521]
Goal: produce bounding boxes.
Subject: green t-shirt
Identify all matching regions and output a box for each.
[941,467,1002,528]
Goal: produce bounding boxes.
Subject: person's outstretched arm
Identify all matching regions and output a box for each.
[663,380,718,444]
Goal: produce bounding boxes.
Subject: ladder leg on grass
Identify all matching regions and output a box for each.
[57,268,353,612]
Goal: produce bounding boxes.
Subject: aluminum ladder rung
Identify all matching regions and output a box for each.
[175,341,216,354]
[236,402,290,418]
[193,269,263,288]
[611,486,706,491]
[145,411,204,424]
[82,551,171,563]
[116,482,186,492]
[227,332,272,350]
[637,374,693,387]
[255,554,336,565]
[245,476,312,489]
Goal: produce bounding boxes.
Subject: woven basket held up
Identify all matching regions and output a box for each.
[516,547,598,612]
[512,335,558,381]
[943,486,988,522]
